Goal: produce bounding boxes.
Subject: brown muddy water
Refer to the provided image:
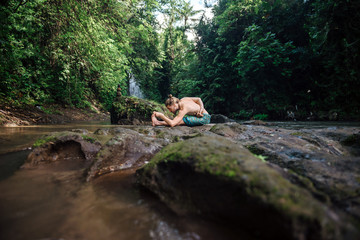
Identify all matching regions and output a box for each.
[0,122,253,240]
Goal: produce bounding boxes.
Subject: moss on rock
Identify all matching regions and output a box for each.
[110,96,173,125]
[25,131,101,168]
[137,136,355,240]
[33,135,58,148]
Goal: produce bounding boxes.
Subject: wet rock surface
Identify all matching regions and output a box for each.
[24,131,101,171]
[136,136,354,240]
[24,122,360,239]
[87,128,163,179]
[210,114,235,123]
[236,124,360,220]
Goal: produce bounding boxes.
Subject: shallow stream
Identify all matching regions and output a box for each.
[1,121,359,240]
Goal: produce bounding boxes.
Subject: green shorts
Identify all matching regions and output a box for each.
[183,113,211,127]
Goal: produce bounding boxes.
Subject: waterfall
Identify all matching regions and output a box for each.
[128,71,144,99]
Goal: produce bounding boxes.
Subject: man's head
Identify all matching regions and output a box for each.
[165,94,179,113]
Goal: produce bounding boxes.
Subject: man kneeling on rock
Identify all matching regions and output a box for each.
[152,95,211,127]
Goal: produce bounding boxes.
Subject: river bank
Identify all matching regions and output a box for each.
[0,102,109,126]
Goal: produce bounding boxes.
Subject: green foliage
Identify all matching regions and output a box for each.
[171,0,360,120]
[1,0,160,110]
[307,0,360,115]
[234,25,293,77]
[253,114,268,121]
[1,0,359,120]
[111,96,173,123]
[38,106,62,115]
[140,0,201,102]
[230,110,253,120]
[232,24,294,115]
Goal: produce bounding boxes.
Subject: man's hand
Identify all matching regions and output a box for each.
[153,111,164,119]
[197,109,204,117]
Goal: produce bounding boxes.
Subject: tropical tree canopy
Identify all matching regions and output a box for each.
[1,0,359,119]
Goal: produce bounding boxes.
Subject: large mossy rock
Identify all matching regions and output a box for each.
[110,96,173,125]
[86,126,214,180]
[136,136,356,240]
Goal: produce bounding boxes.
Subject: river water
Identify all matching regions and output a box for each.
[265,120,360,130]
[0,121,253,240]
[1,121,359,240]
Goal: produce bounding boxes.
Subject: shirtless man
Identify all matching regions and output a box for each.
[152,94,211,127]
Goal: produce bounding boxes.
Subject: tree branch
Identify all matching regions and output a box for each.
[14,0,28,13]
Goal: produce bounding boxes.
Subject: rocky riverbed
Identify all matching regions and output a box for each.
[24,121,360,240]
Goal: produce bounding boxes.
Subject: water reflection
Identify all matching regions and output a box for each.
[242,120,360,130]
[0,150,29,181]
[0,121,114,154]
[0,165,247,240]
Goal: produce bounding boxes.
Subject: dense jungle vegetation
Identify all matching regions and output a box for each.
[1,0,359,120]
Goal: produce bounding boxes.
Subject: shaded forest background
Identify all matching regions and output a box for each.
[1,0,359,120]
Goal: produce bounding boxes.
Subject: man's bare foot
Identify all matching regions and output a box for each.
[151,113,160,126]
[151,114,156,126]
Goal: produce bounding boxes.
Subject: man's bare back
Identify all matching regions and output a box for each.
[180,98,209,116]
